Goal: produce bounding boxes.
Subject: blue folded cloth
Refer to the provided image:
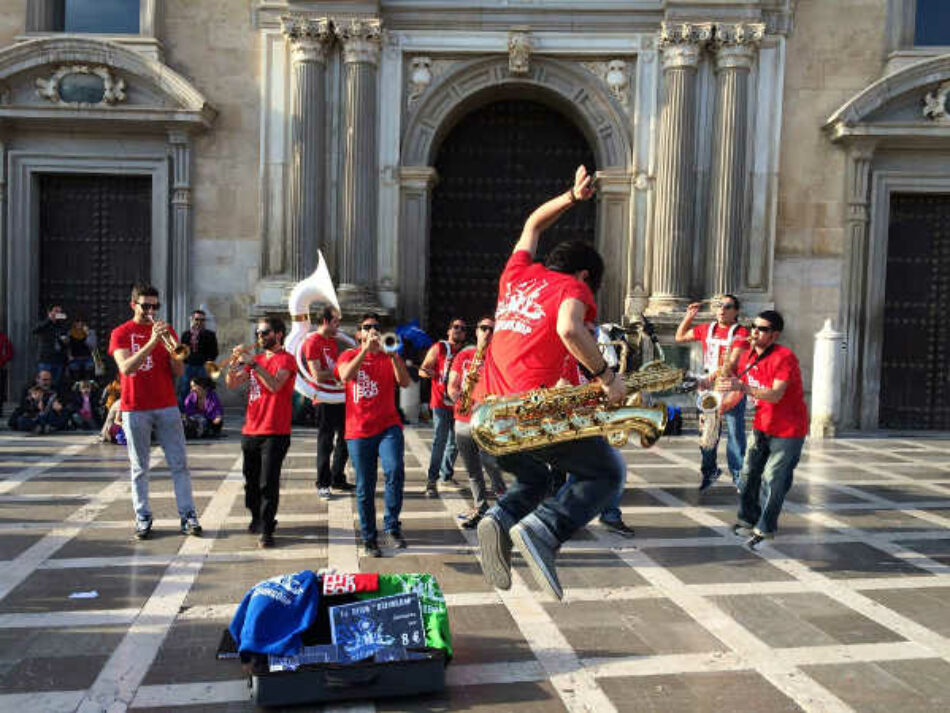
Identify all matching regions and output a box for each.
[229,570,320,655]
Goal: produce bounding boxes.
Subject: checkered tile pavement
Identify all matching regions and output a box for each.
[1,425,950,712]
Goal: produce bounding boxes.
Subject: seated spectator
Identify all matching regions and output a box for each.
[99,400,126,444]
[69,379,102,431]
[8,385,53,433]
[182,375,223,438]
[100,377,121,413]
[66,316,97,383]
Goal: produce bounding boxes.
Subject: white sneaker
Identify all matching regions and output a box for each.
[317,487,331,500]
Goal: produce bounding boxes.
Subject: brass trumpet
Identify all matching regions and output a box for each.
[380,332,402,354]
[206,345,252,380]
[148,316,190,361]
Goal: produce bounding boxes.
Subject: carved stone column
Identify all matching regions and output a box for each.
[398,167,439,322]
[27,0,61,32]
[281,15,332,280]
[648,22,712,313]
[839,139,877,428]
[705,24,763,297]
[336,18,382,308]
[168,130,193,332]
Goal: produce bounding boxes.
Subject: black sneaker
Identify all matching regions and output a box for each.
[248,518,261,534]
[510,522,563,601]
[384,531,407,549]
[476,516,512,590]
[699,468,722,492]
[425,483,439,498]
[746,532,767,550]
[180,514,203,536]
[134,518,153,540]
[459,506,487,530]
[599,517,636,539]
[362,539,382,558]
[258,532,275,548]
[332,481,355,492]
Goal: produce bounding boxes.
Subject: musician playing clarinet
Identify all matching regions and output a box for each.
[109,283,202,541]
[474,165,626,601]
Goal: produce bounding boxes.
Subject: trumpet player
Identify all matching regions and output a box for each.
[474,165,626,602]
[225,318,297,548]
[675,295,750,491]
[108,283,202,540]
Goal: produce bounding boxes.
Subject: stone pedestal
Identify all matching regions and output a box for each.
[648,22,712,314]
[811,318,845,439]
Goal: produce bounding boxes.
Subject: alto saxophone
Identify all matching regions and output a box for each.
[455,343,486,417]
[471,341,684,457]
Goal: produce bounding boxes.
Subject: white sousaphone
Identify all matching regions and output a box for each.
[285,250,356,402]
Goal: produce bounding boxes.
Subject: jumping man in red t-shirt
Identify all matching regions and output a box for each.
[225,316,297,548]
[109,283,201,540]
[715,310,808,549]
[335,313,411,558]
[675,295,750,491]
[475,165,627,601]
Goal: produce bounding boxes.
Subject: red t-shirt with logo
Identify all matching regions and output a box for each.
[302,331,345,402]
[737,344,808,438]
[428,341,464,410]
[242,350,298,436]
[693,323,750,370]
[108,319,178,411]
[478,250,597,398]
[335,349,404,439]
[450,345,480,423]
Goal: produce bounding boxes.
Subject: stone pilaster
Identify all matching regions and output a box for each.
[26,0,59,31]
[398,167,439,323]
[281,15,332,280]
[839,139,877,429]
[336,17,383,308]
[648,22,712,314]
[705,23,764,296]
[168,130,193,332]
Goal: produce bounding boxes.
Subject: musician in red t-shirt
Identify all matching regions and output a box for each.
[335,313,411,559]
[715,310,808,548]
[109,283,201,541]
[675,294,750,491]
[419,317,467,497]
[225,316,297,548]
[303,305,353,498]
[475,165,627,602]
[446,315,506,528]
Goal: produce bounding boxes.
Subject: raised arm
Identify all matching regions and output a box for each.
[674,302,702,343]
[512,165,595,258]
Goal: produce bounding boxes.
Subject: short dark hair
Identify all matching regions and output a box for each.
[191,375,215,391]
[47,303,61,313]
[448,317,466,327]
[544,240,605,293]
[131,283,159,302]
[360,312,381,325]
[319,305,339,324]
[478,314,495,324]
[260,316,287,344]
[757,310,784,333]
[723,294,741,311]
[192,309,206,317]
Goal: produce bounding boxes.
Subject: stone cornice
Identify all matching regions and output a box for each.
[658,22,713,69]
[335,17,383,64]
[281,15,333,63]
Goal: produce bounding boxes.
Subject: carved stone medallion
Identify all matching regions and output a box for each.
[36,65,126,107]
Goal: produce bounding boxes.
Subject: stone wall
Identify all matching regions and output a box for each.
[163,0,262,354]
[775,0,887,383]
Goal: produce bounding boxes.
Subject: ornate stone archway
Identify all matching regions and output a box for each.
[397,55,634,323]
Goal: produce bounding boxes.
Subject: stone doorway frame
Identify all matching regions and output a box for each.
[397,55,635,325]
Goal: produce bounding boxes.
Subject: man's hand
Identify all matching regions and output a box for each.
[573,165,595,201]
[685,302,702,320]
[150,320,170,347]
[600,371,626,405]
[363,332,381,353]
[716,376,743,393]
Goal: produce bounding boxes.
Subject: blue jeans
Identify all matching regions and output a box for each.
[488,436,624,544]
[557,446,627,523]
[456,420,506,511]
[347,425,405,543]
[178,363,208,405]
[736,430,804,537]
[700,396,747,484]
[426,407,458,483]
[124,406,197,523]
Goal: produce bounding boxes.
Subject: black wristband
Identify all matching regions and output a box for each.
[590,361,609,379]
[568,187,578,203]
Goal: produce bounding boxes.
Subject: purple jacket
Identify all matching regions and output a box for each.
[183,390,223,422]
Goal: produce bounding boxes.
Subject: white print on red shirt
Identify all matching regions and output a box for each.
[495,278,547,335]
[129,333,154,372]
[322,347,337,370]
[354,368,379,403]
[248,370,262,403]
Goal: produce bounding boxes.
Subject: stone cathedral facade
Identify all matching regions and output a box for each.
[1,0,949,432]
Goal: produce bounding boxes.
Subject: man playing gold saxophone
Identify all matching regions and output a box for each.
[473,165,626,602]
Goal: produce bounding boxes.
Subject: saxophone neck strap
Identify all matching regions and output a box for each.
[738,344,775,379]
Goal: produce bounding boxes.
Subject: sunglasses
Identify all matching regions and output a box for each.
[361,324,381,332]
[477,324,493,332]
[255,328,273,336]
[751,324,774,333]
[137,302,160,311]
[717,303,737,310]
[193,317,205,321]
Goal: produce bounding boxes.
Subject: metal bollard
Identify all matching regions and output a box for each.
[810,318,844,439]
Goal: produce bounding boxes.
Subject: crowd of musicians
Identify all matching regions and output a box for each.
[103,165,808,601]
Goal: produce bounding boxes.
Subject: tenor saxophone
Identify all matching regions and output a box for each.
[455,343,486,417]
[471,351,684,457]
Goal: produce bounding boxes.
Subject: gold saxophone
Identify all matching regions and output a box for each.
[471,348,684,457]
[455,343,486,417]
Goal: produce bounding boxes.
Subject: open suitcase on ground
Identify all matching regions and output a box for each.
[218,571,451,708]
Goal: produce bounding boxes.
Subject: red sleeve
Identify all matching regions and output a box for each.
[692,323,709,342]
[301,333,318,361]
[334,348,354,380]
[107,324,128,356]
[772,350,798,384]
[506,250,533,271]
